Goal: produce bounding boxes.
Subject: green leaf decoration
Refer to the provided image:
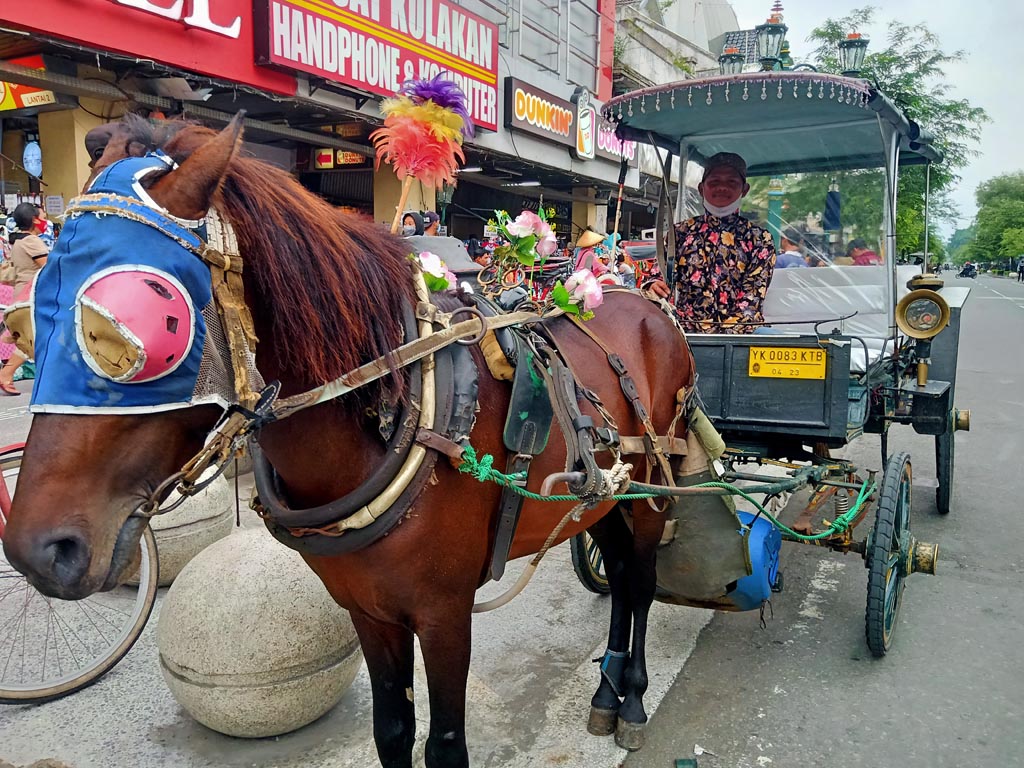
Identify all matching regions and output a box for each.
[422,273,449,292]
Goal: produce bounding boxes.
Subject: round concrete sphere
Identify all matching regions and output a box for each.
[157,528,362,738]
[129,476,234,587]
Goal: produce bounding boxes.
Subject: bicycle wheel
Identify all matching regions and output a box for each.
[0,450,159,703]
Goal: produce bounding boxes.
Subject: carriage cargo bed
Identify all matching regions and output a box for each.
[688,334,858,450]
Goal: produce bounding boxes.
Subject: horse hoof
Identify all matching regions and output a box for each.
[587,706,618,736]
[614,718,646,751]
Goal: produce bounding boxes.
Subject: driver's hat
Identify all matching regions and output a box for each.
[702,152,747,181]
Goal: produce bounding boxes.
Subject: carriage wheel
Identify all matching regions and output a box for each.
[570,532,610,595]
[935,428,954,516]
[865,452,912,657]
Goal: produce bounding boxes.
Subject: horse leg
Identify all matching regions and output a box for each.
[585,506,635,737]
[418,611,472,768]
[614,503,664,752]
[351,612,417,768]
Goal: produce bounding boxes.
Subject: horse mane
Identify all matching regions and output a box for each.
[110,116,415,400]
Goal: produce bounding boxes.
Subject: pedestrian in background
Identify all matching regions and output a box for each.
[0,203,48,395]
[422,211,441,236]
[1017,256,1024,283]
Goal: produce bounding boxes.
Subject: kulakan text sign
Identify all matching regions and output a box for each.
[256,0,499,131]
[748,346,827,380]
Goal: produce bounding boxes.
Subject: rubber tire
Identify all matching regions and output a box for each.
[0,450,159,704]
[935,429,954,516]
[865,452,912,658]
[570,532,610,595]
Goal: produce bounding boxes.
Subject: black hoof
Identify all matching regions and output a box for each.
[615,717,646,751]
[587,706,618,736]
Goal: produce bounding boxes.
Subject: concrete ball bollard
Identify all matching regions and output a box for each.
[157,528,363,738]
[128,476,235,587]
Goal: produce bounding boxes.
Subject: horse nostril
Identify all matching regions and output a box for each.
[41,533,92,589]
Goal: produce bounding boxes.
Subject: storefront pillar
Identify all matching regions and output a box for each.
[37,107,106,214]
[571,188,606,239]
[373,170,437,229]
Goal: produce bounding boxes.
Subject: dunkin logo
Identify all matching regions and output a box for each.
[513,87,573,137]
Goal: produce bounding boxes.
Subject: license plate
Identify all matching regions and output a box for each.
[748,346,826,380]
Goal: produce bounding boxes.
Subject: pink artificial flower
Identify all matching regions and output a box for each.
[505,210,545,238]
[565,269,604,311]
[444,267,458,286]
[536,225,558,258]
[418,251,447,279]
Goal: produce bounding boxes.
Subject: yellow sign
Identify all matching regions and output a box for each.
[748,346,826,380]
[335,151,365,165]
[0,55,57,113]
[313,148,335,170]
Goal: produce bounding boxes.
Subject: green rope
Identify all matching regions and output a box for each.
[457,445,875,541]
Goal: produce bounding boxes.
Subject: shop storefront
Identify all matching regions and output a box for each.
[1,0,637,232]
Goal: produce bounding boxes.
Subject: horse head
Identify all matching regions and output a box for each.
[2,118,245,599]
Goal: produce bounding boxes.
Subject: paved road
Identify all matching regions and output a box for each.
[629,274,1024,768]
[1,275,1021,768]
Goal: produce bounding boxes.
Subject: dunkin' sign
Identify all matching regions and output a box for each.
[504,78,637,166]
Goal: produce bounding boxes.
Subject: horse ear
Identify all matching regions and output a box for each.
[148,112,245,220]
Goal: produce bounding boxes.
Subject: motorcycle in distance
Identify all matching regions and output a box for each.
[957,262,977,279]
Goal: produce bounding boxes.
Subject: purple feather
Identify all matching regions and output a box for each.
[400,74,474,138]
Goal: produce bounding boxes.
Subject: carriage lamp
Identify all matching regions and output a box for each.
[718,46,746,76]
[838,33,870,77]
[755,14,788,71]
[896,289,950,387]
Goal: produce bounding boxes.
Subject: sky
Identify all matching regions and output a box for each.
[726,0,1024,236]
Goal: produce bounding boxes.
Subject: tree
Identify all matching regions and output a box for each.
[1000,228,1024,261]
[806,8,988,255]
[970,173,1024,262]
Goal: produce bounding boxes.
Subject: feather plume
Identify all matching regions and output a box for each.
[379,96,465,144]
[399,75,474,139]
[370,115,464,189]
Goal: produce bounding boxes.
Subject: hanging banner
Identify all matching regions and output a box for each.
[255,0,499,132]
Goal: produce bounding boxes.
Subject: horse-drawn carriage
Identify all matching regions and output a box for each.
[571,69,968,657]
[0,69,967,765]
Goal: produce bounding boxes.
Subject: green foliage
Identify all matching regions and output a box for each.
[999,228,1024,259]
[970,186,1024,262]
[671,55,694,74]
[807,7,987,252]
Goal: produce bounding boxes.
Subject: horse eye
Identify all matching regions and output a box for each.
[144,280,173,300]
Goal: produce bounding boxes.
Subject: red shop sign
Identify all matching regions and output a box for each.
[254,0,499,132]
[0,0,295,96]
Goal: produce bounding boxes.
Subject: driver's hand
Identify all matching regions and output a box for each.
[648,280,671,299]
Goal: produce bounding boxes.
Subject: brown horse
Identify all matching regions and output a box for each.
[2,117,694,767]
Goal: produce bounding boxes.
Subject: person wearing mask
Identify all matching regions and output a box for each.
[0,203,48,395]
[422,211,441,236]
[646,152,776,333]
[401,211,425,237]
[34,206,55,250]
[776,227,808,268]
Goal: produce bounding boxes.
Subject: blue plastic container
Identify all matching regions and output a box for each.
[728,511,783,611]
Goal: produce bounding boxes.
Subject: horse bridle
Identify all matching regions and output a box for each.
[105,202,548,519]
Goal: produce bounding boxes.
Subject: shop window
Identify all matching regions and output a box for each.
[519,0,563,74]
[568,1,599,89]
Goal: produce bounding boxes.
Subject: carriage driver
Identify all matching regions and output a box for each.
[647,152,776,333]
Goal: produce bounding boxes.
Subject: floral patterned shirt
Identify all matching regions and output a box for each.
[670,213,776,334]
